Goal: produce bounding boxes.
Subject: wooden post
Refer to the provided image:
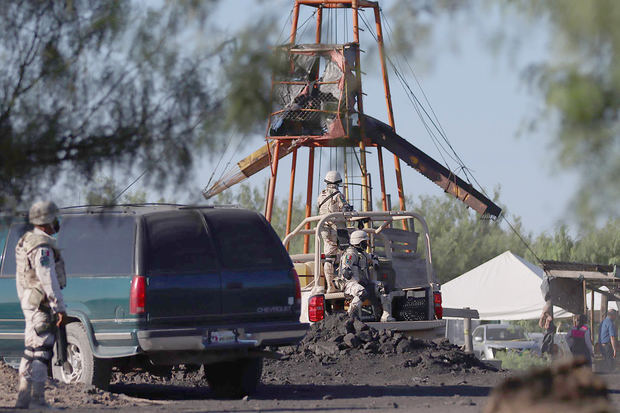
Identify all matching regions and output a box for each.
[590,289,595,342]
[601,292,609,322]
[464,309,473,354]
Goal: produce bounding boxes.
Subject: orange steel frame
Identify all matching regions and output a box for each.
[265,0,407,246]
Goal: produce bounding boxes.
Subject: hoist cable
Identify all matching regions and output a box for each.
[372,10,540,262]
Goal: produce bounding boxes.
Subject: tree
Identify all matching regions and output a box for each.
[0,1,231,209]
[82,176,147,206]
[410,193,530,283]
[389,1,620,225]
[503,1,620,224]
[214,182,308,254]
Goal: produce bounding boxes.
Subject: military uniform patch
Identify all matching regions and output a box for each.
[40,250,51,267]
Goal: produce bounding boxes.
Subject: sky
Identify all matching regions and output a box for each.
[84,0,578,238]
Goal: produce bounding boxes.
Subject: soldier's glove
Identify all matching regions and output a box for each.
[343,203,354,212]
[376,281,387,295]
[371,253,380,268]
[342,268,353,280]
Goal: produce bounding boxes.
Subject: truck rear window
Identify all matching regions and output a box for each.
[144,210,218,275]
[58,215,135,276]
[203,209,290,270]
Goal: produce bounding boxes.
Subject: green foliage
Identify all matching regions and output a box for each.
[0,0,251,209]
[83,177,147,206]
[377,191,619,283]
[389,0,620,225]
[528,218,620,266]
[214,183,619,285]
[511,319,542,334]
[409,192,529,283]
[494,349,551,370]
[214,182,308,254]
[518,0,620,224]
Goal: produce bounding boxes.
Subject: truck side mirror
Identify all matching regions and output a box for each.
[474,336,483,343]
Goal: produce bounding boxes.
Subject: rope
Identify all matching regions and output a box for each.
[369,10,541,262]
[503,215,543,265]
[204,129,238,192]
[277,6,295,44]
[379,11,476,184]
[360,12,462,173]
[113,169,148,202]
[292,8,318,44]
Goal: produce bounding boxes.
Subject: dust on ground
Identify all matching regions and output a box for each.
[0,315,615,412]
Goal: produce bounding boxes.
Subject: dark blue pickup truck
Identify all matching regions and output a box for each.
[0,205,307,397]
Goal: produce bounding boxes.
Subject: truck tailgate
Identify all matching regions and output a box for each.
[221,269,299,323]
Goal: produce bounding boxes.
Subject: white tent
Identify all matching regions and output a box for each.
[442,251,571,320]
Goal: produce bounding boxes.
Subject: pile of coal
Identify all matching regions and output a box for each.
[287,313,492,373]
[484,359,611,413]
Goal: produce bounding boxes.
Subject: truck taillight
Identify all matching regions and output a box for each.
[130,275,146,314]
[308,295,325,322]
[433,291,443,320]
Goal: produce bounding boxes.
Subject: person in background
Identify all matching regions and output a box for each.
[598,308,617,373]
[566,313,594,367]
[539,300,556,356]
[317,171,353,294]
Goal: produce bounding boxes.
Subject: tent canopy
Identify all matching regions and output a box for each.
[442,251,571,320]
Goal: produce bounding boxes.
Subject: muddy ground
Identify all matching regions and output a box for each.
[0,315,618,412]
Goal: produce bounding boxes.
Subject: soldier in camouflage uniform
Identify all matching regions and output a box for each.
[15,201,67,409]
[339,230,394,321]
[317,171,353,293]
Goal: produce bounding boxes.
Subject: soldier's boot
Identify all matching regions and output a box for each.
[348,297,362,319]
[30,381,50,408]
[14,377,31,409]
[380,293,396,322]
[324,262,338,294]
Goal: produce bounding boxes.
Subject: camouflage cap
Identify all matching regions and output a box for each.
[29,201,59,225]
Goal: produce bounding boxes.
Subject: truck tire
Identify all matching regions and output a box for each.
[51,322,111,390]
[204,357,263,398]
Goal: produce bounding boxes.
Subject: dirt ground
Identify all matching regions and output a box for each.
[0,315,618,412]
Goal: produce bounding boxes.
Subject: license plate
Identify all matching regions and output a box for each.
[205,330,237,345]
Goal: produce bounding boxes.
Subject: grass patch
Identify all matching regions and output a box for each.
[494,350,551,370]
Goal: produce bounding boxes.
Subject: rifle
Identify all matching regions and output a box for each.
[54,315,68,366]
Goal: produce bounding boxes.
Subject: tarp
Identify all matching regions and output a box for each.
[442,251,571,320]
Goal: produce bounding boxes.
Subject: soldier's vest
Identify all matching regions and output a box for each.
[340,247,371,283]
[318,187,344,215]
[16,231,66,306]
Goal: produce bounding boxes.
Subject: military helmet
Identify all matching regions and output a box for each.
[29,201,59,225]
[324,170,342,185]
[349,230,369,246]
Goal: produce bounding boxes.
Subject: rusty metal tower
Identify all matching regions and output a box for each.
[203,0,501,253]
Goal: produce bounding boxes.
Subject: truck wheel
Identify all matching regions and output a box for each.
[51,322,111,390]
[204,357,263,398]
